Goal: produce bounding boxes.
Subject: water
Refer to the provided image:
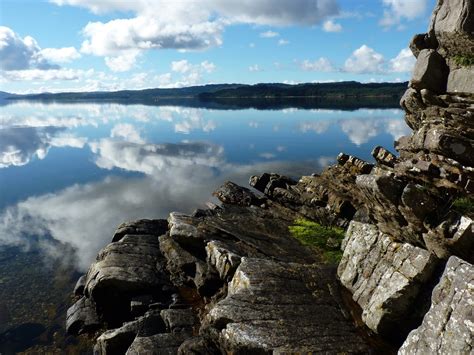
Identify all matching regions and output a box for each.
[0,101,409,351]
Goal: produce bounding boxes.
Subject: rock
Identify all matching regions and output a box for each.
[205,240,242,281]
[112,219,168,242]
[160,309,196,333]
[423,215,474,262]
[249,173,297,196]
[338,222,439,339]
[409,33,437,57]
[205,257,369,353]
[398,256,474,355]
[84,234,172,325]
[66,297,100,335]
[73,275,87,296]
[447,67,474,94]
[177,336,220,355]
[372,146,398,167]
[423,127,474,165]
[410,49,449,94]
[213,181,261,206]
[94,320,139,355]
[126,333,190,355]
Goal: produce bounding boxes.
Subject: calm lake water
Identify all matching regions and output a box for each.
[0,101,409,351]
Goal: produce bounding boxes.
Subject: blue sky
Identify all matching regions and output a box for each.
[0,0,436,94]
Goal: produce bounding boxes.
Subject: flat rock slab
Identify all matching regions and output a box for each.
[338,221,439,338]
[399,256,474,355]
[205,257,370,353]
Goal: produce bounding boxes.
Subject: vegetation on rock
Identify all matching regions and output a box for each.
[453,55,474,67]
[289,219,345,264]
[452,197,474,216]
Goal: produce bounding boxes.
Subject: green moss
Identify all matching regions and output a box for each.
[453,55,474,67]
[452,197,474,216]
[289,219,345,264]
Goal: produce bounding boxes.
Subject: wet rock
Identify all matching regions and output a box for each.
[205,257,369,353]
[399,256,474,355]
[410,49,449,94]
[66,297,100,335]
[338,222,439,339]
[126,332,190,355]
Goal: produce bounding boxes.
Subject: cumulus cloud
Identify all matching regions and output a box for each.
[389,48,416,73]
[2,68,93,81]
[322,20,342,32]
[380,0,428,28]
[301,57,335,72]
[39,47,81,63]
[104,50,140,72]
[344,45,384,74]
[0,26,82,75]
[49,0,339,70]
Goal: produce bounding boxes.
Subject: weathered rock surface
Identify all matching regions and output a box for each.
[399,256,474,354]
[66,297,100,335]
[205,257,369,353]
[338,222,439,339]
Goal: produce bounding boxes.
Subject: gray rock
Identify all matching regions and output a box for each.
[372,146,398,167]
[84,234,171,325]
[398,256,474,355]
[213,181,262,206]
[338,221,439,338]
[160,308,196,333]
[94,320,139,355]
[448,67,474,94]
[66,297,100,335]
[73,275,87,296]
[177,336,220,355]
[430,0,474,35]
[423,215,474,262]
[126,333,190,355]
[112,219,168,242]
[410,49,449,94]
[205,257,369,353]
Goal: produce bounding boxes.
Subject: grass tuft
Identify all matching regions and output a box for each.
[289,218,345,264]
[453,55,474,67]
[452,197,474,216]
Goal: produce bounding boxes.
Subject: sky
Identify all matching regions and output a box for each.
[0,0,437,94]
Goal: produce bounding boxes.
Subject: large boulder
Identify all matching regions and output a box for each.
[66,297,100,335]
[338,222,440,340]
[398,256,474,354]
[447,67,474,94]
[410,49,449,94]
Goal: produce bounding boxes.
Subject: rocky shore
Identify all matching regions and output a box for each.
[66,0,473,353]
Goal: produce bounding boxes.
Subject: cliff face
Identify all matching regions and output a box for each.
[66,1,473,353]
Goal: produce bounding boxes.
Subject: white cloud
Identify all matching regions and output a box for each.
[344,45,384,74]
[260,30,279,38]
[322,20,342,32]
[0,26,58,71]
[278,39,290,46]
[50,0,339,70]
[105,50,140,72]
[39,47,81,63]
[380,0,428,28]
[301,58,335,72]
[389,48,415,73]
[249,64,262,72]
[2,68,94,81]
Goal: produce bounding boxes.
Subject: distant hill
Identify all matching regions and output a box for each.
[4,82,408,109]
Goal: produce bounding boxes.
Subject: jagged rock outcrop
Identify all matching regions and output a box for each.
[67,0,474,353]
